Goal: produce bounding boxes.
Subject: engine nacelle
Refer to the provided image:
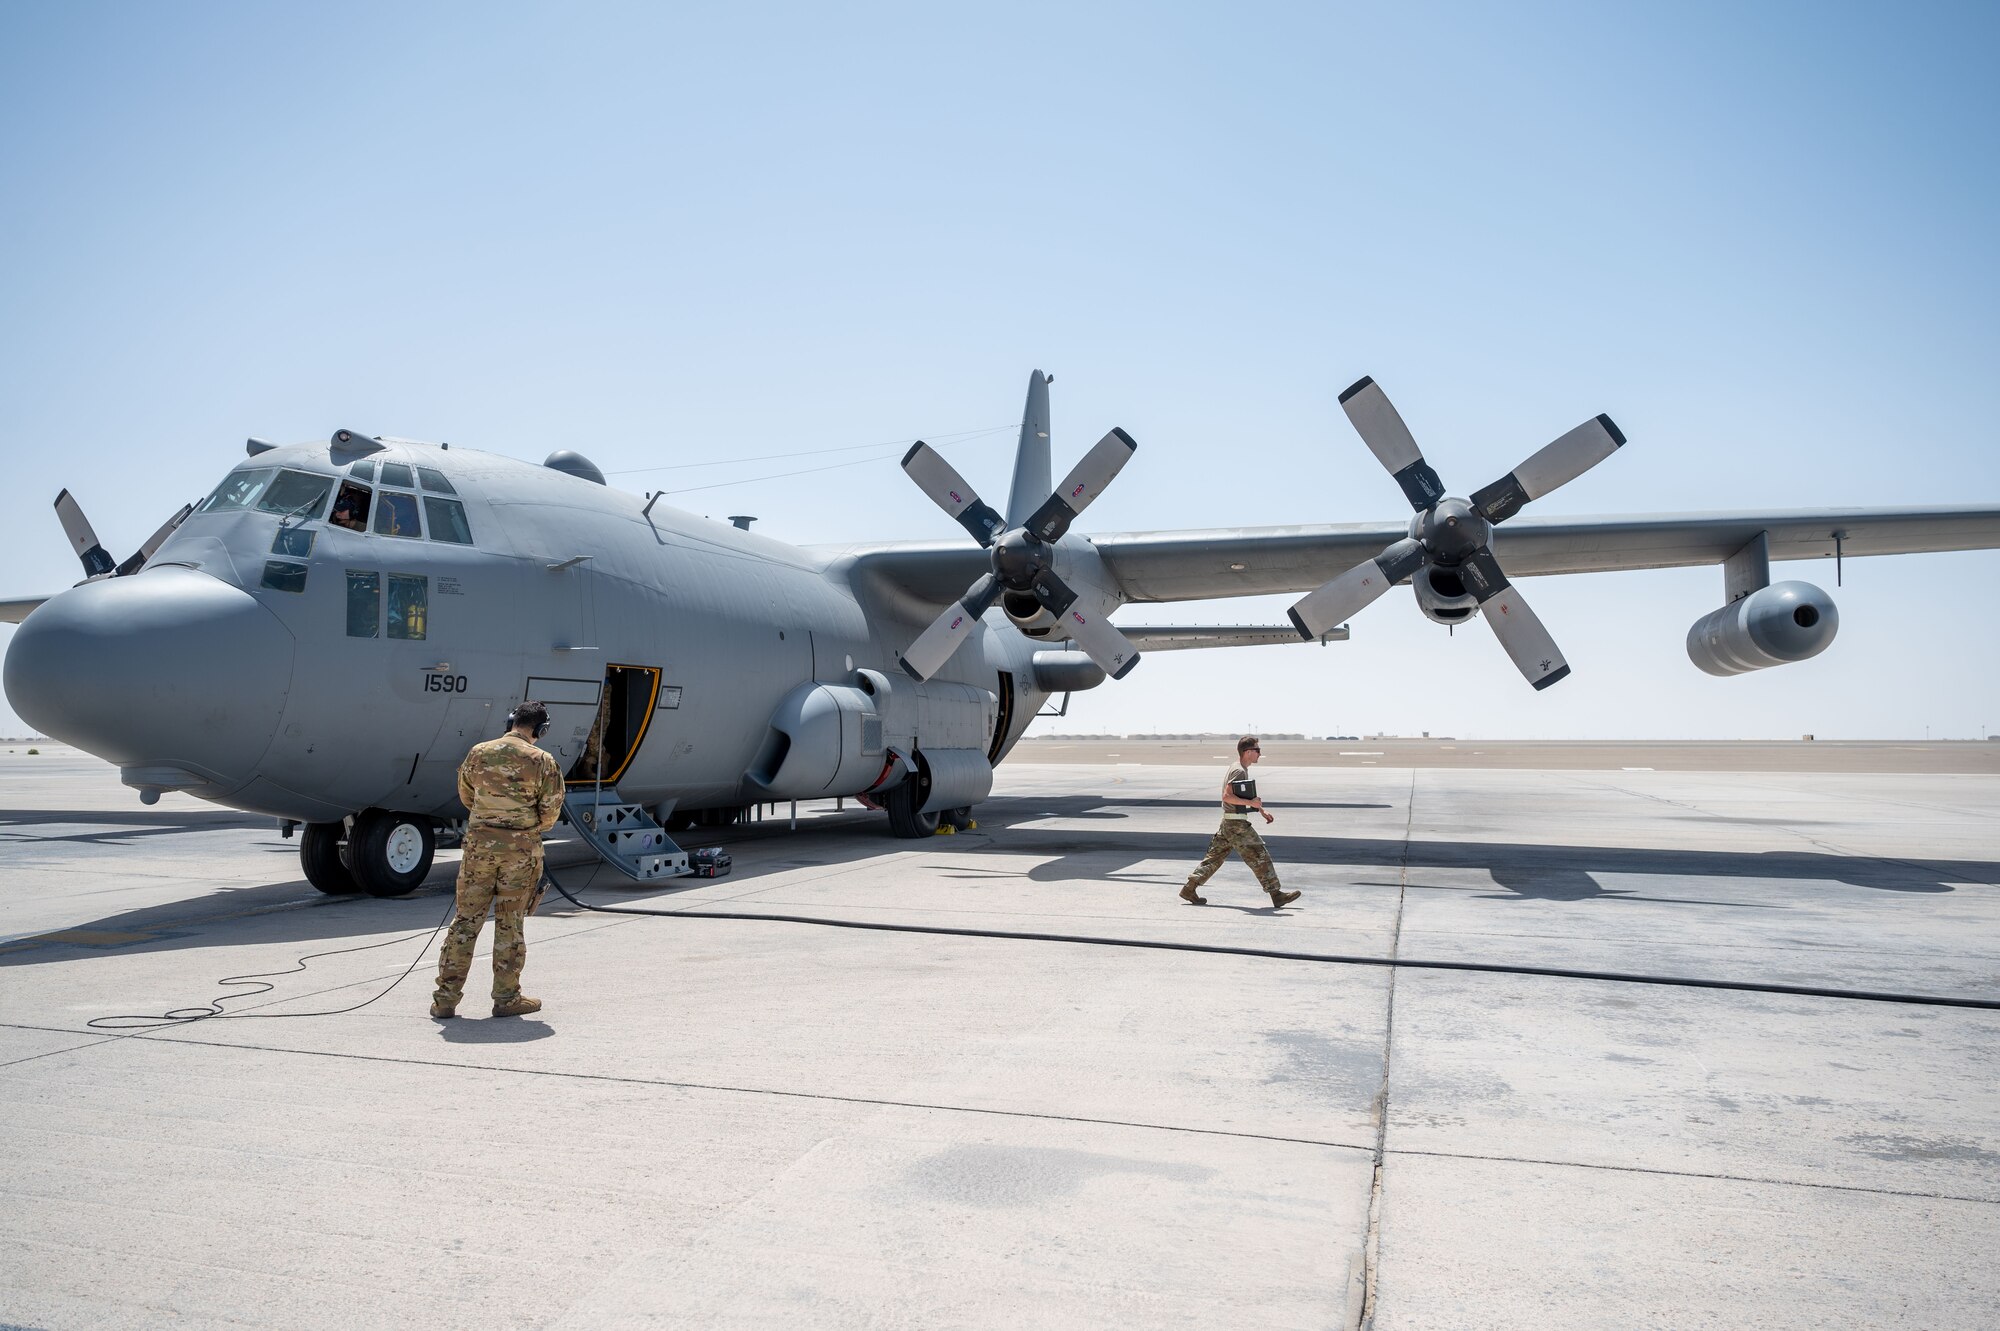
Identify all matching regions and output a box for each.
[1412,564,1480,624]
[1686,581,1839,676]
[746,681,884,798]
[1002,589,1059,637]
[746,673,999,799]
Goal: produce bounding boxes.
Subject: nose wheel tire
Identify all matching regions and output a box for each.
[347,811,437,897]
[300,821,361,895]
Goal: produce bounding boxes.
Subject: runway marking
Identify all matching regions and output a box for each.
[1622,766,1655,771]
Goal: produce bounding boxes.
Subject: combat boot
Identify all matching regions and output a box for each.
[1179,884,1207,906]
[430,1000,457,1019]
[492,995,542,1017]
[1268,888,1300,908]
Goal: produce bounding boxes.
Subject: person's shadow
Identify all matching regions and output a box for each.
[435,1017,555,1044]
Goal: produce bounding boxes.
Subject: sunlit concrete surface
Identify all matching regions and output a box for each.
[1,742,1996,1329]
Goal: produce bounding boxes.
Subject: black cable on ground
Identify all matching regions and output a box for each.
[86,894,458,1030]
[543,866,2000,1012]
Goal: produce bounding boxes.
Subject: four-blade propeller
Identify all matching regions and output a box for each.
[898,425,1142,682]
[55,490,193,583]
[1288,376,1625,690]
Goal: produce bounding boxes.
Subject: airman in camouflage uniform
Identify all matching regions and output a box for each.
[1180,735,1301,909]
[432,701,567,1018]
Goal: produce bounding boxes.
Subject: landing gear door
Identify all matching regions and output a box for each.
[524,674,603,769]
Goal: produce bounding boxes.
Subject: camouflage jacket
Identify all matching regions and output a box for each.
[459,734,566,833]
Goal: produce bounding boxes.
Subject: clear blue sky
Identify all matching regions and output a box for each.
[3,1,1997,740]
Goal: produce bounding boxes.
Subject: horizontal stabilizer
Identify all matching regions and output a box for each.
[1,595,53,625]
[1117,623,1350,651]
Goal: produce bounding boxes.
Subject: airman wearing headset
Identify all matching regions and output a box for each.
[431,701,567,1019]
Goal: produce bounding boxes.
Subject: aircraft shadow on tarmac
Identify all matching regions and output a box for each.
[963,796,1994,902]
[0,806,265,846]
[5,793,1996,971]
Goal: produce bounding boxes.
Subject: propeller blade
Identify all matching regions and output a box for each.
[1459,548,1570,689]
[54,490,117,579]
[1027,567,1139,679]
[1470,414,1625,524]
[114,503,194,577]
[1287,537,1426,640]
[901,442,1006,547]
[1340,376,1445,510]
[898,574,1002,681]
[1022,427,1137,543]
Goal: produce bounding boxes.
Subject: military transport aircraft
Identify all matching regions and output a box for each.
[5,371,1998,898]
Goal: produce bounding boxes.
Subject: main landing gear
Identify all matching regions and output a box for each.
[301,811,438,898]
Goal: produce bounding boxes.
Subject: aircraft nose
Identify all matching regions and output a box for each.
[3,567,295,797]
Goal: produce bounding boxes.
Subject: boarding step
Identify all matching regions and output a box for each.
[563,787,690,881]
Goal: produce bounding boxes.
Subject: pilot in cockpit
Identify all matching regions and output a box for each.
[329,482,369,531]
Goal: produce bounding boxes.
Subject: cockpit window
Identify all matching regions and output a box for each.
[416,466,456,495]
[330,482,371,531]
[348,460,376,482]
[373,491,422,538]
[346,570,380,637]
[424,496,473,544]
[199,468,276,513]
[260,561,308,594]
[271,527,316,558]
[254,469,335,520]
[387,574,428,640]
[379,461,415,488]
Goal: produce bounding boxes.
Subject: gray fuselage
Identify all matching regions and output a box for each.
[3,440,1058,825]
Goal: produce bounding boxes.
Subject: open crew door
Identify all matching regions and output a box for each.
[569,663,664,787]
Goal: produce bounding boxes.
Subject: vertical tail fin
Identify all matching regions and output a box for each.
[1003,369,1052,529]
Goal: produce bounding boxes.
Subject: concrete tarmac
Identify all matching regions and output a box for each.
[1,742,1997,1329]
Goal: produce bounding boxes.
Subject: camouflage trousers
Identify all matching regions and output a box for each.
[1185,818,1283,894]
[432,832,543,1007]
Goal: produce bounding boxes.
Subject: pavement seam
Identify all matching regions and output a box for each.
[10,1022,1376,1153]
[0,1034,130,1071]
[1355,769,1417,1331]
[1383,1146,2000,1206]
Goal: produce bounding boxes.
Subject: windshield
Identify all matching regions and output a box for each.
[255,469,335,519]
[198,467,336,519]
[198,468,277,513]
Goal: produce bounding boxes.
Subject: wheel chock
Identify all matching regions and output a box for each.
[934,824,956,835]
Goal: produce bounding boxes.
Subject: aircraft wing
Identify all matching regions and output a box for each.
[0,597,50,625]
[1117,623,1349,650]
[1090,505,2000,602]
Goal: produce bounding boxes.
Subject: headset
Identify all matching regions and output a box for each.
[506,701,553,739]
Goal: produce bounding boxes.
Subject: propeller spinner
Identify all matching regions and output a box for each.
[898,424,1142,683]
[1288,376,1625,690]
